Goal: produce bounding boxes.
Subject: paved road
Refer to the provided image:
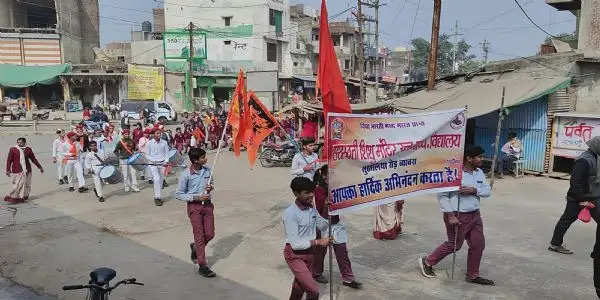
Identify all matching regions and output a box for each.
[0,133,598,299]
[0,277,55,300]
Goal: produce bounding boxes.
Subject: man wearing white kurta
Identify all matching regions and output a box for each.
[62,132,87,193]
[52,130,66,185]
[85,141,107,202]
[146,129,169,206]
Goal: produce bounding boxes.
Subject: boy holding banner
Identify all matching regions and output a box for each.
[283,176,330,300]
[419,145,494,286]
[312,165,362,289]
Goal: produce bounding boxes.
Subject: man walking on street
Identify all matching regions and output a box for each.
[549,136,600,255]
[5,138,44,203]
[85,141,107,202]
[290,138,319,181]
[62,132,88,193]
[283,176,330,300]
[147,128,169,206]
[114,129,140,193]
[175,148,216,278]
[52,129,66,185]
[419,145,494,286]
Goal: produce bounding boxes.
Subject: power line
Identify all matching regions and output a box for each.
[152,0,267,9]
[513,0,560,38]
[408,0,421,43]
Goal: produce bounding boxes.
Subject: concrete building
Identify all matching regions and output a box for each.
[164,0,292,110]
[311,21,358,79]
[385,47,411,83]
[289,4,316,77]
[95,42,131,64]
[0,0,100,65]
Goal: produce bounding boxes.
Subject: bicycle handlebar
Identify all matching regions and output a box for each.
[62,285,86,290]
[62,278,144,292]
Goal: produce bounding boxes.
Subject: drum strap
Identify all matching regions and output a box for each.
[94,153,106,165]
[120,141,134,155]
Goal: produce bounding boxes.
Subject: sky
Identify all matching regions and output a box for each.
[99,0,577,61]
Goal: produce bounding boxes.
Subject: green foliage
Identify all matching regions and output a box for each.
[410,33,478,79]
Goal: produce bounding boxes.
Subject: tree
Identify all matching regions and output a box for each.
[409,34,477,80]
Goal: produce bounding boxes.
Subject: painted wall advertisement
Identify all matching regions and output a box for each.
[553,116,600,158]
[127,64,164,101]
[163,31,207,59]
[327,109,466,215]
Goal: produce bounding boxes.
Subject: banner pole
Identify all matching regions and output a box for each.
[451,195,461,280]
[326,112,333,300]
[207,116,230,184]
[490,86,506,188]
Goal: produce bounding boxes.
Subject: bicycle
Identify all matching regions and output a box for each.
[62,267,144,300]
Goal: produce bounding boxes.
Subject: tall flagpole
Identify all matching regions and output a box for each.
[207,116,229,184]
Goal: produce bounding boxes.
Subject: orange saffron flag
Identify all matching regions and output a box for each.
[228,70,247,156]
[242,92,278,167]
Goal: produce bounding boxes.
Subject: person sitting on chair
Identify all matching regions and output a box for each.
[497,132,522,177]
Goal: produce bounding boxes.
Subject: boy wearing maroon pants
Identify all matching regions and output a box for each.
[283,177,330,300]
[176,148,216,278]
[419,145,495,286]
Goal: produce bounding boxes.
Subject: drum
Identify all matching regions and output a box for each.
[104,154,119,167]
[99,165,122,184]
[166,149,183,166]
[127,152,148,171]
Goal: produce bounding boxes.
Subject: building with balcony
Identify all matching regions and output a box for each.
[0,0,100,111]
[0,0,99,65]
[311,21,358,78]
[164,0,291,109]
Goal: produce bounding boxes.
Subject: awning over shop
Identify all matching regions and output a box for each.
[279,99,396,117]
[0,63,71,88]
[293,75,316,88]
[391,72,571,118]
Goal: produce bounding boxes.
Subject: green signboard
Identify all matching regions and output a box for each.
[163,30,207,59]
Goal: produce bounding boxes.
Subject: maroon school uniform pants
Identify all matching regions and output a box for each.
[312,232,355,282]
[187,202,215,266]
[425,210,485,279]
[284,244,319,300]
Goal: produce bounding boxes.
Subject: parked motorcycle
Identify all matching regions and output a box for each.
[32,111,49,120]
[259,141,298,168]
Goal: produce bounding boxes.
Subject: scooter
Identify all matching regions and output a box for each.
[62,268,143,300]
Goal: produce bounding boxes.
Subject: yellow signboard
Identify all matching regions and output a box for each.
[127,64,164,101]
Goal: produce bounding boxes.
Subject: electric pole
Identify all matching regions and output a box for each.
[480,39,490,65]
[357,1,383,103]
[449,20,463,75]
[374,0,380,102]
[187,22,197,111]
[356,0,365,103]
[427,0,441,90]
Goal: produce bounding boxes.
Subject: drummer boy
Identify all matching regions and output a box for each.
[85,141,107,202]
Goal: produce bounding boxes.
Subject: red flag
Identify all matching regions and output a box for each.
[228,70,247,156]
[318,0,351,118]
[242,92,278,167]
[319,0,352,161]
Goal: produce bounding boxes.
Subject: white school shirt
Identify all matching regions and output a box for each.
[138,137,150,154]
[52,138,64,158]
[85,149,107,174]
[146,138,169,162]
[290,152,319,181]
[60,141,83,160]
[437,168,491,213]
